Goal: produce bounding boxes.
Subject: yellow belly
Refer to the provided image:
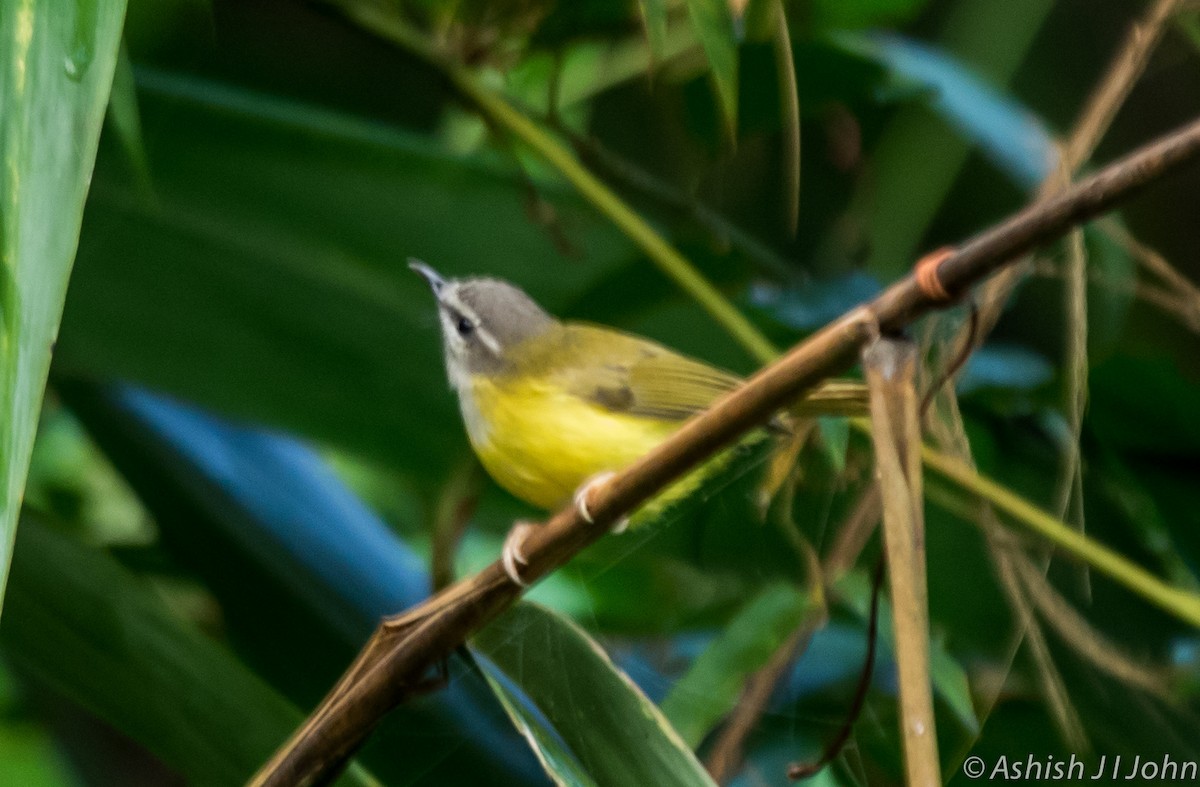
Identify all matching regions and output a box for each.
[461,375,678,511]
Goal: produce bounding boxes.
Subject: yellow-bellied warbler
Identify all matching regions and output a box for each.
[411,260,864,584]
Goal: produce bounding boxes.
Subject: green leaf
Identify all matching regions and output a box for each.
[1178,11,1200,53]
[0,0,128,614]
[105,40,152,194]
[661,583,814,747]
[817,416,850,473]
[0,665,74,787]
[637,0,669,63]
[810,0,933,30]
[683,0,738,135]
[472,602,717,787]
[0,517,377,787]
[0,724,71,787]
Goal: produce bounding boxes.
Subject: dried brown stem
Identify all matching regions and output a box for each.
[1063,0,1185,172]
[705,621,817,784]
[976,0,1183,338]
[251,117,1200,787]
[824,483,884,578]
[430,461,484,591]
[866,338,940,787]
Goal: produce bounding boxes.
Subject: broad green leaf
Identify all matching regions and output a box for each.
[661,583,814,747]
[683,0,738,134]
[473,602,717,787]
[0,0,127,614]
[0,518,377,787]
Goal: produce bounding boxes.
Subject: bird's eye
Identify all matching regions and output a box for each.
[456,316,474,336]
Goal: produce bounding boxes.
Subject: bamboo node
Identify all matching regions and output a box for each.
[914,246,957,302]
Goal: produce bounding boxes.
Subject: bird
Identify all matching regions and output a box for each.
[410,260,864,585]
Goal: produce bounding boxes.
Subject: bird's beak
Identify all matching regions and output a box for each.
[408,259,446,296]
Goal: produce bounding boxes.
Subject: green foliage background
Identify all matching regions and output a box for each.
[2,0,1200,784]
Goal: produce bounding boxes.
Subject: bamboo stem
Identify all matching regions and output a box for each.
[865,339,940,787]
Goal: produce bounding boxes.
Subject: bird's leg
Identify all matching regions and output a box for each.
[502,520,538,587]
[574,471,629,533]
[503,472,629,587]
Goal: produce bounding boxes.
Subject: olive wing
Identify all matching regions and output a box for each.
[557,325,743,422]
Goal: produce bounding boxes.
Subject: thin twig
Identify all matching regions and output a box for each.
[824,483,883,578]
[1100,217,1200,326]
[787,558,886,780]
[1063,0,1185,172]
[1030,255,1200,333]
[975,0,1184,338]
[252,116,1200,787]
[429,461,484,591]
[705,614,821,783]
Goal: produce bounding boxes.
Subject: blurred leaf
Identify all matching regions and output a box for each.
[683,0,738,134]
[1083,225,1136,358]
[0,666,73,787]
[25,405,150,545]
[105,40,151,192]
[752,272,882,331]
[60,68,635,483]
[957,344,1054,395]
[810,0,932,30]
[1178,11,1200,53]
[473,602,717,787]
[1089,355,1200,454]
[833,0,1057,278]
[927,633,977,734]
[817,415,850,473]
[530,1,644,49]
[637,0,669,62]
[661,583,813,747]
[61,383,542,785]
[0,517,377,787]
[835,32,1057,191]
[0,0,127,613]
[742,0,777,42]
[1096,447,1199,591]
[0,723,70,787]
